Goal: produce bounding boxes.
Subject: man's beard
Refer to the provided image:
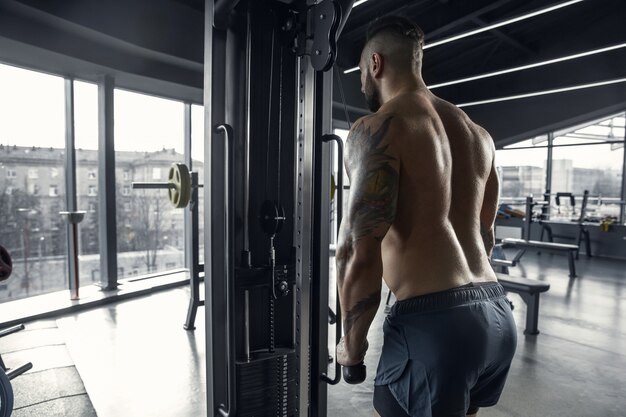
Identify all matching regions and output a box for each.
[363,71,381,112]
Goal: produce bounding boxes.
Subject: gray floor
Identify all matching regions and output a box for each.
[1,320,97,416]
[6,251,626,417]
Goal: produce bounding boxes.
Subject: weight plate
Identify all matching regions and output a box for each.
[167,163,191,208]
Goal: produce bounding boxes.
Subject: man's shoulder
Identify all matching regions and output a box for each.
[351,111,411,139]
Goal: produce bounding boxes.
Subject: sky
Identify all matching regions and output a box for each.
[0,63,205,161]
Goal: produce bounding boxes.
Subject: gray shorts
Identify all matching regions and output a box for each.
[374,282,517,417]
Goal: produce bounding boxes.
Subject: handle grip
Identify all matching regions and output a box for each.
[342,362,366,384]
[320,133,345,386]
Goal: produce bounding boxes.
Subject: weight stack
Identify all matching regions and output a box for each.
[236,350,297,417]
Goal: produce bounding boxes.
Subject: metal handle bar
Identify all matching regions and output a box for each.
[215,123,236,417]
[320,133,344,385]
[132,183,204,189]
[131,182,176,189]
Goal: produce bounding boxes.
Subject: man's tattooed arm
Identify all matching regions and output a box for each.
[480,154,499,259]
[481,223,495,258]
[335,115,400,365]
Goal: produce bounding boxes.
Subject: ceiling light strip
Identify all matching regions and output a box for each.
[343,0,586,74]
[426,0,585,49]
[429,42,626,89]
[457,77,626,108]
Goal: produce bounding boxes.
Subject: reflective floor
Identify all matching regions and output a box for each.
[5,251,626,417]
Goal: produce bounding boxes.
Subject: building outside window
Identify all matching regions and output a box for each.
[114,88,186,276]
[550,113,625,220]
[74,80,100,283]
[0,63,67,303]
[496,137,548,202]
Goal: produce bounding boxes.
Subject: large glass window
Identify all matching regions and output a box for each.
[114,89,186,277]
[74,80,100,285]
[551,113,625,220]
[495,137,548,203]
[0,63,67,302]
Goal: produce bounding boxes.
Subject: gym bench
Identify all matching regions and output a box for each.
[501,238,578,278]
[496,272,550,335]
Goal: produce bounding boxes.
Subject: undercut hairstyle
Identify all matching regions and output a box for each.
[364,16,425,73]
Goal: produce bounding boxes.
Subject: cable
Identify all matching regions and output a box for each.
[277,46,284,200]
[334,64,352,129]
[265,27,276,197]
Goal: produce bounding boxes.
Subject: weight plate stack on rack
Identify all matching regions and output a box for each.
[236,351,297,416]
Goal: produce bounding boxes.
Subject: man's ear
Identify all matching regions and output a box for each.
[371,53,383,78]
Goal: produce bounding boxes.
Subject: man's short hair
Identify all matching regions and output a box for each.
[364,16,425,71]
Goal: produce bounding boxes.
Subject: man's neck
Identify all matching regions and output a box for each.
[380,74,428,106]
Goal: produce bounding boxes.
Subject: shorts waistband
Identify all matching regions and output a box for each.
[390,282,505,316]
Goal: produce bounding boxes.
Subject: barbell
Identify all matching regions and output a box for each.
[132,163,201,208]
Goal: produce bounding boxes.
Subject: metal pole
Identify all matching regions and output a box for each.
[620,110,626,224]
[98,75,118,289]
[544,132,554,220]
[64,78,80,298]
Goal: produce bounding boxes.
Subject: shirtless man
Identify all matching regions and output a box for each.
[335,16,517,417]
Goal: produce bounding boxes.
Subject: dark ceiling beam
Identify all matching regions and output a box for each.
[427,0,515,40]
[2,0,203,70]
[470,17,536,57]
[339,0,432,44]
[424,37,499,76]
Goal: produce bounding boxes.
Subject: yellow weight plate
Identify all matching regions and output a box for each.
[167,163,191,208]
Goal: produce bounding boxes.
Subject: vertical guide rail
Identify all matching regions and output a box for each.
[295,55,316,416]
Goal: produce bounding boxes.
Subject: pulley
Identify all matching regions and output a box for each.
[259,200,286,236]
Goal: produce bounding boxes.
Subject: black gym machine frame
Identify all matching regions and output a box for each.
[204,1,356,416]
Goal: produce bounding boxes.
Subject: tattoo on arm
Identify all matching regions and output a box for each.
[481,223,494,256]
[346,116,399,242]
[343,290,381,337]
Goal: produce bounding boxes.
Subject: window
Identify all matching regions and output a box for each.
[551,113,624,220]
[115,88,185,276]
[50,167,59,178]
[74,80,100,284]
[0,62,67,303]
[496,138,548,201]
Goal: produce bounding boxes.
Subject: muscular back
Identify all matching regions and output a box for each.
[369,92,498,299]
